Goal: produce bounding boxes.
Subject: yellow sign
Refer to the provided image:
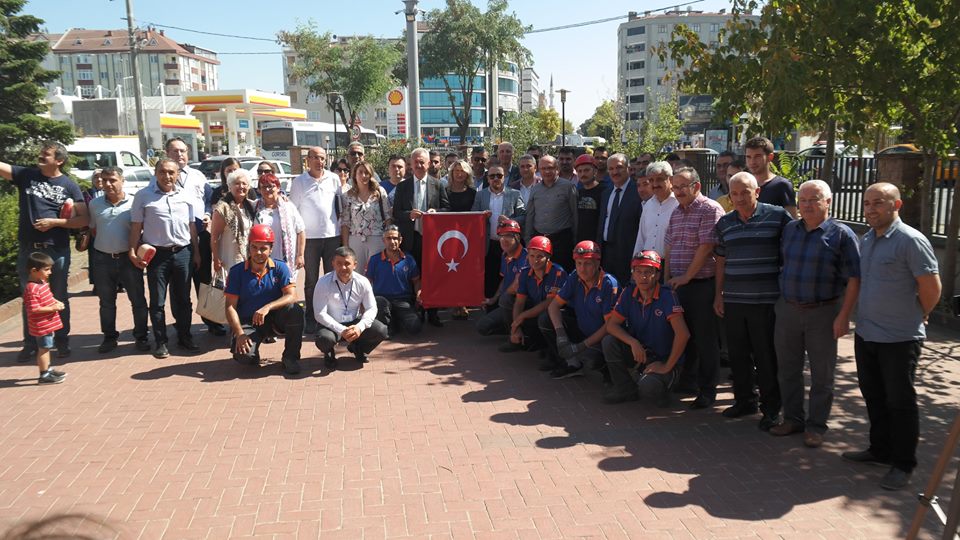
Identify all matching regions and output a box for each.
[387,89,404,106]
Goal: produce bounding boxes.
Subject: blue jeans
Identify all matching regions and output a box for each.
[18,245,70,351]
[146,246,194,344]
[91,249,149,341]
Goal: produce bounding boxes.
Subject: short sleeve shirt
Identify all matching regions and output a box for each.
[130,185,196,247]
[516,261,567,305]
[499,247,528,295]
[24,281,63,337]
[758,175,796,209]
[856,219,939,342]
[555,271,619,336]
[366,250,419,299]
[88,195,134,254]
[12,166,83,246]
[224,258,294,322]
[610,283,684,363]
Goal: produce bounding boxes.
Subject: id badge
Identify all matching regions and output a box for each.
[342,309,352,321]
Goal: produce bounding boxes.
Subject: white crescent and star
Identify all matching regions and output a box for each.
[437,230,469,272]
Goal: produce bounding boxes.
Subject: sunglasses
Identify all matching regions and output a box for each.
[338,168,349,173]
[487,173,504,179]
[257,169,273,174]
[472,157,487,162]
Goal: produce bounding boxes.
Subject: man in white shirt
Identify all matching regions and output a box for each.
[632,161,679,257]
[313,246,387,370]
[289,146,343,334]
[516,154,540,203]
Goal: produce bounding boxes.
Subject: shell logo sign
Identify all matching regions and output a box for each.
[387,89,404,106]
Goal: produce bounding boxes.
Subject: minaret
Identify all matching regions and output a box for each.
[549,75,554,110]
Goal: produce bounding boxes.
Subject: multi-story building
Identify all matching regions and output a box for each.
[35,28,219,99]
[520,67,540,113]
[617,8,757,138]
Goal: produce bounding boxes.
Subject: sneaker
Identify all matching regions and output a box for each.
[153,343,170,359]
[324,352,338,370]
[880,467,912,491]
[38,371,66,384]
[97,338,118,354]
[281,356,301,375]
[135,339,151,352]
[263,336,277,344]
[841,449,891,466]
[17,348,35,363]
[721,402,759,418]
[48,369,66,378]
[551,365,583,379]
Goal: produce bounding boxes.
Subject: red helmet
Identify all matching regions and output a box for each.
[631,250,662,270]
[572,240,601,260]
[497,219,521,236]
[574,154,596,168]
[249,224,275,244]
[527,235,552,255]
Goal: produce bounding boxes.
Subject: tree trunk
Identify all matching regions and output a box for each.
[920,152,937,237]
[942,165,960,301]
[824,118,837,191]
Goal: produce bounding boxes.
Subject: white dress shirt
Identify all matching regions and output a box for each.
[633,193,680,256]
[289,170,342,239]
[180,165,208,217]
[412,173,429,233]
[313,271,378,338]
[487,190,505,237]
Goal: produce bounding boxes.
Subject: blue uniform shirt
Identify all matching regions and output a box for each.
[516,261,567,305]
[499,246,528,295]
[224,258,294,322]
[555,270,619,336]
[366,250,419,299]
[610,283,684,363]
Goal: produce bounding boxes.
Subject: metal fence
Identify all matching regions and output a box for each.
[682,153,960,237]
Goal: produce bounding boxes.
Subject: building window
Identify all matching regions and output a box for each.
[658,24,667,34]
[657,78,662,86]
[627,60,645,71]
[625,112,640,121]
[149,54,159,64]
[421,108,486,125]
[288,91,298,103]
[76,54,91,63]
[711,23,720,32]
[626,78,645,87]
[626,26,645,36]
[77,70,93,81]
[498,77,518,94]
[624,43,646,54]
[691,24,701,32]
[420,91,485,107]
[79,86,95,97]
[627,94,645,103]
[100,71,108,79]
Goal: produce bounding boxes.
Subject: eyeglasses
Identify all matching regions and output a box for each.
[487,173,504,179]
[349,151,364,157]
[671,182,697,191]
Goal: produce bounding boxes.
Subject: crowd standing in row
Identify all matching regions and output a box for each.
[0,135,941,492]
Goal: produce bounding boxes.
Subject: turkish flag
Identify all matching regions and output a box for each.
[420,212,486,308]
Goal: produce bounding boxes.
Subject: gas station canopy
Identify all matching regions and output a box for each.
[183,89,306,155]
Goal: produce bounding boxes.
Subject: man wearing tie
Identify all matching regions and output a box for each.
[596,153,642,284]
[391,147,450,326]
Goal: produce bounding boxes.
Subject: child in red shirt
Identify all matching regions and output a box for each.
[24,252,67,384]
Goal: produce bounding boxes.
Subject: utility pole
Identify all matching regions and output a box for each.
[403,0,421,145]
[125,0,149,158]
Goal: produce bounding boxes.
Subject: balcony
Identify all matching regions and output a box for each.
[164,79,180,86]
[163,63,178,70]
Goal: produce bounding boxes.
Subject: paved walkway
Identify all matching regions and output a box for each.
[0,278,958,539]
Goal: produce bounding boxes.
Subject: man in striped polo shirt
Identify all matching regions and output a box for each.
[713,172,793,430]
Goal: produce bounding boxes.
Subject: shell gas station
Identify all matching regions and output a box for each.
[181,89,307,156]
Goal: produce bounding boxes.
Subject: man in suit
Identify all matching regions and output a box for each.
[472,164,526,299]
[392,147,450,326]
[596,153,643,284]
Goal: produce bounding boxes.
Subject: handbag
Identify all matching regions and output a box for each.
[75,228,91,252]
[196,270,227,324]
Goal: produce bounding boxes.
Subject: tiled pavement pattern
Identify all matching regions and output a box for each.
[0,279,958,539]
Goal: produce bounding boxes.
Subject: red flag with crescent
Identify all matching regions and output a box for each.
[420,212,486,308]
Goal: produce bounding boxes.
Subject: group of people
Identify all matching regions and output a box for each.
[1,135,940,492]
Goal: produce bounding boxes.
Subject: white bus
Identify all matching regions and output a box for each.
[260,121,383,162]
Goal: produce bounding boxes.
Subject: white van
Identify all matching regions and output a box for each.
[67,137,153,192]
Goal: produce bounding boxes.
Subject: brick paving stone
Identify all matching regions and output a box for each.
[0,280,958,539]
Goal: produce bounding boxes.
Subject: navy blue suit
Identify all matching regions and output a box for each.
[596,179,642,284]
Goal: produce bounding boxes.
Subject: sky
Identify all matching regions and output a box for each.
[26,0,732,127]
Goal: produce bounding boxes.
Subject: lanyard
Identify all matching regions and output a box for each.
[335,279,352,319]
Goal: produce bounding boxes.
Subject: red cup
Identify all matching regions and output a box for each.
[60,198,74,219]
[137,244,156,264]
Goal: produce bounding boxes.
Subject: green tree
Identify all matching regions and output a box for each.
[637,92,683,156]
[0,0,74,166]
[580,100,622,141]
[278,26,402,130]
[397,0,530,143]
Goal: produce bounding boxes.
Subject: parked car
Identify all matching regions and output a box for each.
[796,143,875,189]
[877,144,959,182]
[69,149,153,183]
[196,155,259,180]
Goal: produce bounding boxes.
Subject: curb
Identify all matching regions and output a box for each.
[0,268,90,328]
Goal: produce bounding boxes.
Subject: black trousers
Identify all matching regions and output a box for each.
[533,227,574,272]
[316,318,388,356]
[484,240,503,299]
[376,296,422,336]
[674,278,721,399]
[854,335,922,472]
[725,302,780,415]
[146,246,193,344]
[232,303,304,362]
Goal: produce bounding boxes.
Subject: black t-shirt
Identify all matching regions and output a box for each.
[758,175,796,209]
[576,183,605,242]
[12,165,83,246]
[448,187,477,213]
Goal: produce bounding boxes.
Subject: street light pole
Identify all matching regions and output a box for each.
[327,92,342,159]
[124,0,148,158]
[403,0,421,145]
[497,107,504,143]
[559,88,569,146]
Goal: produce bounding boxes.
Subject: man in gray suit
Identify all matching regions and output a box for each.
[472,164,526,298]
[391,147,449,326]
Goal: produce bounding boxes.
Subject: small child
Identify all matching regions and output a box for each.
[23,252,67,384]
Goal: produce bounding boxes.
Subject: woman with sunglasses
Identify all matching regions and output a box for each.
[446,159,478,319]
[253,173,305,279]
[340,161,391,274]
[334,158,351,189]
